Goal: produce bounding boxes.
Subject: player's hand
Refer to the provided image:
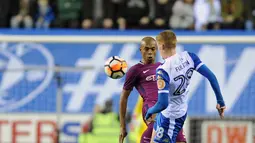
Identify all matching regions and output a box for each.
[145,108,156,123]
[145,113,156,125]
[145,109,152,120]
[216,104,226,119]
[119,127,127,143]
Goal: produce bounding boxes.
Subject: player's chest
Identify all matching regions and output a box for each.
[138,68,157,82]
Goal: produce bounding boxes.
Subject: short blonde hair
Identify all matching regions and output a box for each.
[156,30,177,49]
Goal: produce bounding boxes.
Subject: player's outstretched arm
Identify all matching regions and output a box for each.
[119,65,137,142]
[197,65,226,119]
[145,69,169,121]
[188,52,226,119]
[119,89,131,143]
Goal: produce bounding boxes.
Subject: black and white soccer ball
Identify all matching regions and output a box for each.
[104,56,128,79]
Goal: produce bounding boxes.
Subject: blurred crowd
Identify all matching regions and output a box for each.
[0,0,254,31]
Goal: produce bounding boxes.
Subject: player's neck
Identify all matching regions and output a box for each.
[163,49,176,59]
[141,60,155,64]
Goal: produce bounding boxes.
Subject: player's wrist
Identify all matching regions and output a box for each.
[217,100,225,107]
[120,124,126,129]
[120,126,126,130]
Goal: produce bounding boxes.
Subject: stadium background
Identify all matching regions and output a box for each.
[0,0,255,143]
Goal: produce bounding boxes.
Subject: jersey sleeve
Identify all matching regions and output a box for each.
[188,52,204,71]
[197,65,225,107]
[156,68,170,94]
[123,66,138,90]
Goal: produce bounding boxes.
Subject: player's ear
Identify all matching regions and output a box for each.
[162,44,165,50]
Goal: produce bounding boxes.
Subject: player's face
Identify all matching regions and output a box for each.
[140,41,157,64]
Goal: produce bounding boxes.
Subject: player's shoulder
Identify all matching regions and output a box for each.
[127,61,150,73]
[180,51,192,57]
[156,63,170,81]
[157,60,169,72]
[179,51,199,62]
[157,51,191,70]
[129,62,160,72]
[128,62,142,72]
[181,51,198,59]
[155,62,161,66]
[125,63,142,78]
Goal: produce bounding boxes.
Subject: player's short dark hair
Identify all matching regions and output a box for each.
[141,36,156,46]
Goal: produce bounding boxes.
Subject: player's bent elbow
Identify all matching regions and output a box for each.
[121,89,131,99]
[163,103,168,109]
[160,101,168,110]
[158,93,169,110]
[206,71,217,83]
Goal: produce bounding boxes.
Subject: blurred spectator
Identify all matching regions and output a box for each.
[81,0,93,29]
[120,0,151,29]
[2,0,253,30]
[153,0,173,29]
[170,0,194,30]
[82,0,117,29]
[56,0,82,28]
[101,0,115,29]
[0,0,10,27]
[35,0,55,29]
[248,0,255,30]
[10,0,36,29]
[78,99,131,143]
[221,0,244,30]
[114,0,127,30]
[194,0,221,31]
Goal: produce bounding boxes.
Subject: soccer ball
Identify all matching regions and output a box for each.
[104,56,128,79]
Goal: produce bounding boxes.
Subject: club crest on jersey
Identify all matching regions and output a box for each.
[157,78,165,90]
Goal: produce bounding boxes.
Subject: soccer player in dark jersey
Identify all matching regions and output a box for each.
[119,37,186,143]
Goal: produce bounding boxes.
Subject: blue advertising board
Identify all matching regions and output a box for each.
[0,30,254,117]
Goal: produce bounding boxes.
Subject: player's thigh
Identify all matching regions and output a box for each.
[176,128,187,143]
[171,114,187,143]
[141,122,154,143]
[152,113,171,143]
[142,102,155,120]
[150,128,156,143]
[153,113,187,143]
